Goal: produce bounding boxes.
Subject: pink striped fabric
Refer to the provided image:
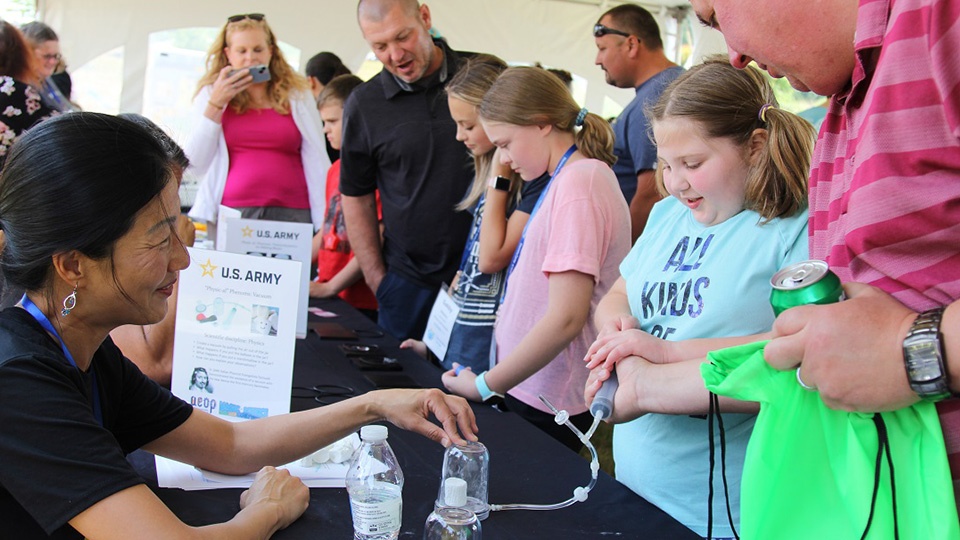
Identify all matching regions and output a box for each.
[810,0,960,479]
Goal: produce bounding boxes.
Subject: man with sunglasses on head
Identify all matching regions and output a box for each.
[340,0,474,342]
[594,5,683,242]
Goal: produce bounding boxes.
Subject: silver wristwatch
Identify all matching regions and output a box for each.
[903,307,951,402]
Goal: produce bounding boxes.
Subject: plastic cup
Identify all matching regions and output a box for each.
[435,440,490,520]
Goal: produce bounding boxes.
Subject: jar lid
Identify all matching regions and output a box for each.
[443,478,468,507]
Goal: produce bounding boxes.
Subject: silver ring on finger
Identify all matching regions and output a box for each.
[796,367,817,391]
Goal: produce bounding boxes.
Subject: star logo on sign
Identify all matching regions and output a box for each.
[200,258,218,278]
[241,226,254,238]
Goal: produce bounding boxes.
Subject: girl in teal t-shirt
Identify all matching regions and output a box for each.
[583,57,817,538]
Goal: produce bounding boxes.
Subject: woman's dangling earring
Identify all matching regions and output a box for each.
[61,284,77,316]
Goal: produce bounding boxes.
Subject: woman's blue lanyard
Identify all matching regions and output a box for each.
[20,294,103,426]
[500,144,577,302]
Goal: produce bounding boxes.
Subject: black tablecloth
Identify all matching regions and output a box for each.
[129,298,698,539]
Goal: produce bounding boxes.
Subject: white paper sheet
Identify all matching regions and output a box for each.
[156,433,359,490]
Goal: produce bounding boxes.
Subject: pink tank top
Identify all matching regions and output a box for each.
[221,107,310,209]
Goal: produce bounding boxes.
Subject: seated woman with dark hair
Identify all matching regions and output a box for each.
[0,112,477,539]
[0,20,56,165]
[109,113,195,386]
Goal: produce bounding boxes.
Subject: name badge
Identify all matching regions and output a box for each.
[423,283,460,361]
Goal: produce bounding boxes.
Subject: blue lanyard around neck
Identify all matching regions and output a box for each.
[501,144,578,302]
[21,294,103,426]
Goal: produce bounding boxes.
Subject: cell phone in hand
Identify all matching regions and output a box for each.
[228,64,271,83]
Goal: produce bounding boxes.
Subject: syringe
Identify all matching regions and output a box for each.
[588,370,619,421]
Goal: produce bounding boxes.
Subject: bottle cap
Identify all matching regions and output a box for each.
[443,478,468,507]
[360,425,388,442]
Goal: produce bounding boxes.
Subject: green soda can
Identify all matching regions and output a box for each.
[770,260,843,316]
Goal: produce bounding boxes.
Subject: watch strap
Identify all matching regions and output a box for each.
[475,372,503,402]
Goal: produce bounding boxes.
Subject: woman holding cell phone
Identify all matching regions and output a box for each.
[186,13,330,244]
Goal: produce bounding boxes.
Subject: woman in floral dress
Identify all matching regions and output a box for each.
[0,21,56,166]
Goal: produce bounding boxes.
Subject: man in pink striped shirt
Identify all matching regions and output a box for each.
[691,0,960,507]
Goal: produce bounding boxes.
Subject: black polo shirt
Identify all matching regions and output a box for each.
[340,40,474,288]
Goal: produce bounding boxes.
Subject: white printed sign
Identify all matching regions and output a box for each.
[171,247,301,419]
[219,218,313,338]
[215,205,242,250]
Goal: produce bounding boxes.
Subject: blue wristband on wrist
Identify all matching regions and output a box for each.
[475,372,503,402]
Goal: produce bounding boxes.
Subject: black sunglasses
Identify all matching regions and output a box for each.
[593,24,632,39]
[227,13,265,23]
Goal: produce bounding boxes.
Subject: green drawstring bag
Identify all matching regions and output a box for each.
[701,341,959,539]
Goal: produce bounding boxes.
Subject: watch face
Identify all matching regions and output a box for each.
[904,339,945,383]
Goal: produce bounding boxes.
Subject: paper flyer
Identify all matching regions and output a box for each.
[170,247,301,419]
[219,217,313,338]
[156,434,359,491]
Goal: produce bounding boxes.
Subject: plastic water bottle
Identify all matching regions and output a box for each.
[346,425,404,540]
[424,478,482,540]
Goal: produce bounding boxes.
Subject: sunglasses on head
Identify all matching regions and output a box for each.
[227,13,265,23]
[593,24,632,39]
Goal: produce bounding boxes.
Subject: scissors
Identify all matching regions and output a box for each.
[292,384,355,405]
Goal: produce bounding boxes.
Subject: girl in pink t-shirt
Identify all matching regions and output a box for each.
[442,67,631,450]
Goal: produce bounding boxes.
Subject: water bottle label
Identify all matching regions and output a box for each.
[350,488,402,535]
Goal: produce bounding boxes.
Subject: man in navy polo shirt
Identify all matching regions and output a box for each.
[340,0,474,340]
[594,4,683,242]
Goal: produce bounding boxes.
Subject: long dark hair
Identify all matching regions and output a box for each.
[0,113,175,305]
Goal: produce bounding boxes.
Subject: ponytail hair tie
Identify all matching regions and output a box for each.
[575,107,588,127]
[758,103,775,123]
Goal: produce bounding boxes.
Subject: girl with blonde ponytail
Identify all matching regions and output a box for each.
[442,66,632,451]
[401,55,549,373]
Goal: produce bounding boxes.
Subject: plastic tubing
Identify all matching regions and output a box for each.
[489,397,602,512]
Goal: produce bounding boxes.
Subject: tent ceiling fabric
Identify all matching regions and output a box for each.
[40,0,719,113]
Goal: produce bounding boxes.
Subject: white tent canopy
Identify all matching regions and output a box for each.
[39,0,726,116]
[37,0,726,200]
